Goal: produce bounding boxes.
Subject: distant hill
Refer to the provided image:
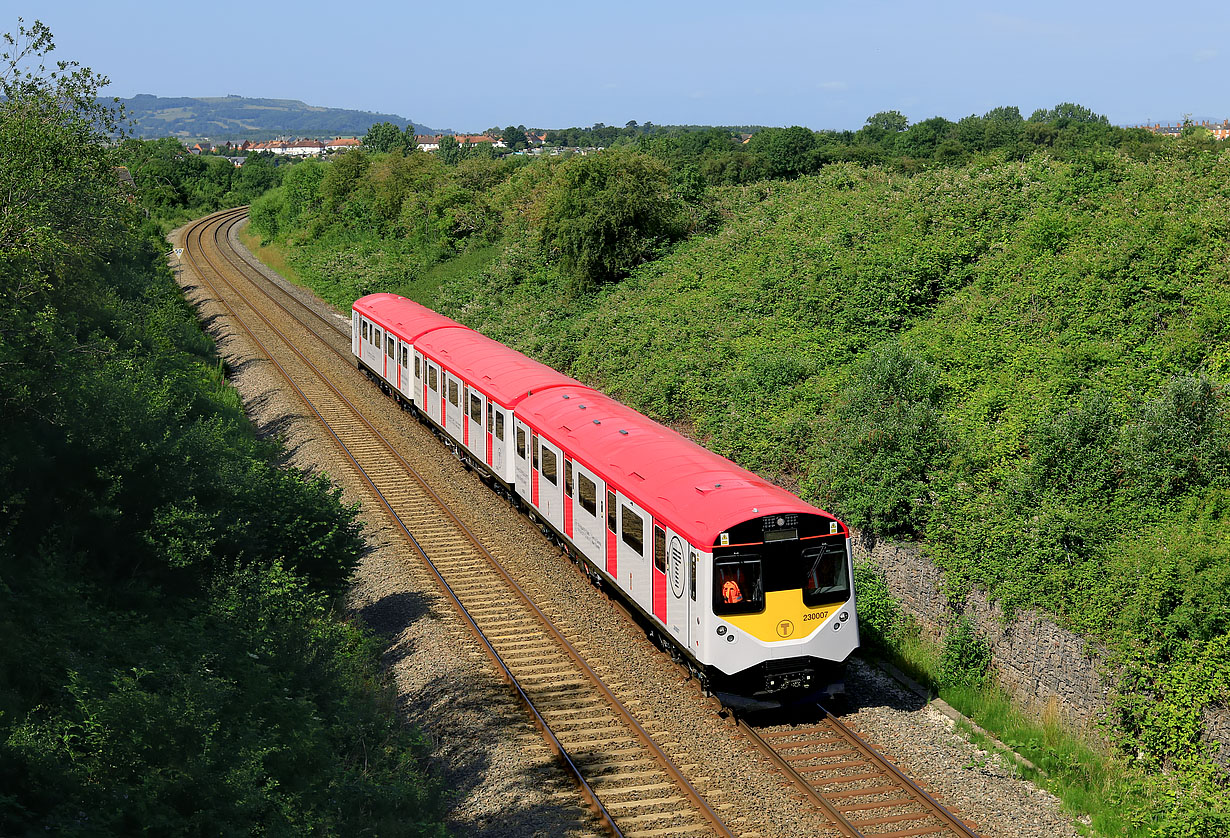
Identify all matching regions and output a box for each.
[116,94,447,141]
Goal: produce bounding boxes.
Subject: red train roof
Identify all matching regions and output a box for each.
[518,385,837,548]
[415,327,580,407]
[353,293,467,341]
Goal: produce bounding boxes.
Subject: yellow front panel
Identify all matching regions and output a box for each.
[725,589,846,642]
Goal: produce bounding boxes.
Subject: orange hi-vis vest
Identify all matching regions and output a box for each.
[722,579,743,604]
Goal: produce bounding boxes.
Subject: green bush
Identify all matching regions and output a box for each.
[937,617,992,689]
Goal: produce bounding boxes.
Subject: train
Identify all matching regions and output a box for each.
[352,292,859,709]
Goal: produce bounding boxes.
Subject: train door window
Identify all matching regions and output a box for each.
[531,433,539,470]
[606,491,616,532]
[415,355,421,377]
[713,556,764,615]
[362,321,369,341]
[621,507,644,555]
[386,335,395,359]
[564,460,573,498]
[495,411,505,441]
[541,447,557,485]
[374,328,382,347]
[689,551,697,601]
[448,379,459,407]
[428,366,438,391]
[469,393,482,423]
[400,345,409,366]
[654,526,666,572]
[578,474,597,516]
[486,401,493,431]
[802,540,851,606]
[516,426,526,459]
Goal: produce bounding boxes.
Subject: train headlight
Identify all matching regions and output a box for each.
[839,611,849,622]
[833,621,841,631]
[726,634,735,643]
[716,625,727,636]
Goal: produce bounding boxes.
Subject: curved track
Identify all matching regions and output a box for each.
[178,207,732,838]
[177,207,988,838]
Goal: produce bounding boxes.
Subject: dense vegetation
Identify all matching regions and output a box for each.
[1,22,445,834]
[249,96,1230,832]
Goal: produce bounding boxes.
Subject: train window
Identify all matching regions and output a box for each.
[621,507,644,555]
[362,321,368,341]
[415,355,421,377]
[564,460,573,498]
[448,379,458,406]
[606,491,616,532]
[400,345,409,366]
[531,434,538,470]
[496,411,505,441]
[541,447,557,485]
[386,336,395,359]
[689,551,697,601]
[713,556,765,615]
[579,474,597,516]
[470,393,482,423]
[486,401,493,431]
[374,328,382,346]
[654,526,666,572]
[428,366,437,391]
[802,540,851,607]
[516,426,526,459]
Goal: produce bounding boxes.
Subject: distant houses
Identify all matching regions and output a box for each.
[1136,119,1230,139]
[180,129,565,161]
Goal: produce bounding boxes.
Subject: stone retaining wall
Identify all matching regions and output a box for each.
[852,533,1112,727]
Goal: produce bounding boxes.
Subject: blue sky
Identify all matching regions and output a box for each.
[22,1,1229,132]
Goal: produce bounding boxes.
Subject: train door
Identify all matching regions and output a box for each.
[443,372,463,441]
[536,436,563,533]
[655,526,690,643]
[513,419,531,498]
[616,494,651,611]
[398,343,411,399]
[562,458,574,541]
[413,351,423,409]
[605,489,618,578]
[466,389,484,460]
[425,360,441,426]
[490,405,508,481]
[384,333,397,388]
[570,465,604,567]
[351,311,360,357]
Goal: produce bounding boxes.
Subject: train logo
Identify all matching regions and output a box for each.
[669,536,686,599]
[777,620,795,638]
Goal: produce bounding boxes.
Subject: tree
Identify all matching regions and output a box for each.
[502,124,528,151]
[362,120,415,153]
[535,150,685,288]
[746,126,819,178]
[1028,102,1109,127]
[437,134,465,165]
[865,110,910,132]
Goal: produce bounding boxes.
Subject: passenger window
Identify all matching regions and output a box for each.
[496,411,505,441]
[362,321,369,341]
[803,540,851,606]
[654,526,666,572]
[516,426,526,459]
[415,355,421,377]
[374,328,382,346]
[428,366,438,390]
[564,460,573,498]
[401,345,409,366]
[531,433,539,470]
[448,379,458,406]
[541,446,557,485]
[621,506,644,555]
[486,401,493,431]
[579,474,597,516]
[470,393,482,423]
[714,556,765,615]
[386,336,395,359]
[606,491,616,532]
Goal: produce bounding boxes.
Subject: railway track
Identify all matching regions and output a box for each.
[177,208,732,838]
[739,705,982,838]
[177,207,990,838]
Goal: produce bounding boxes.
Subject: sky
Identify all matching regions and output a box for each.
[18,1,1230,132]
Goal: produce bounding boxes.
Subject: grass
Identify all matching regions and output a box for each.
[871,631,1157,837]
[412,244,499,307]
[238,226,309,288]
